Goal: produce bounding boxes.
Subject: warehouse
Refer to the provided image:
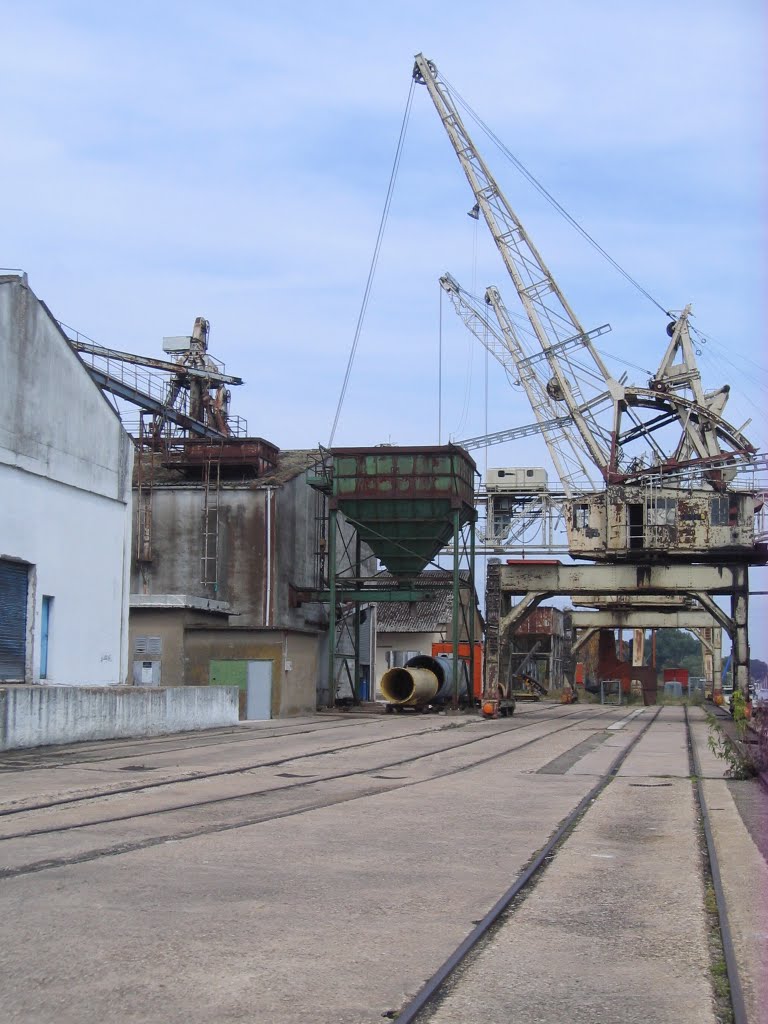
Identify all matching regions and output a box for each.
[128,445,343,717]
[0,273,133,687]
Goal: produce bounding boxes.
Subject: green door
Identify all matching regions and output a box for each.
[209,660,248,718]
[209,660,248,689]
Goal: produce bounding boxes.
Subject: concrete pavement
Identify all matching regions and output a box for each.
[0,705,763,1023]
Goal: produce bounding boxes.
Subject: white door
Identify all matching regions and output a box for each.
[246,660,272,720]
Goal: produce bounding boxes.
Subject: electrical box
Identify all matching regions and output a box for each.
[485,467,548,492]
[133,660,161,686]
[162,335,192,353]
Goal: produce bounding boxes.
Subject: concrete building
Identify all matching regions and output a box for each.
[0,273,133,686]
[129,446,334,718]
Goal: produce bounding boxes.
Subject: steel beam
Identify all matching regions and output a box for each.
[571,610,720,629]
[497,562,743,596]
[85,367,226,439]
[573,594,694,609]
[302,589,431,603]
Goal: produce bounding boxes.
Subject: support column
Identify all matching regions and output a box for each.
[731,565,750,699]
[452,508,460,709]
[712,627,723,693]
[469,516,476,705]
[327,506,337,709]
[485,559,501,701]
[353,532,361,704]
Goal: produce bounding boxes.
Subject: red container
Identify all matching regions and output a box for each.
[432,642,484,699]
[663,668,689,690]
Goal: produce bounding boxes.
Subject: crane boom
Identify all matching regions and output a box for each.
[416,53,757,489]
[440,274,599,492]
[414,54,622,479]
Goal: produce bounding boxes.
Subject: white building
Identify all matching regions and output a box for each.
[0,273,133,685]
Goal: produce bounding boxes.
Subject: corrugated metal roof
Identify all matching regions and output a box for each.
[134,447,319,487]
[375,570,472,633]
[259,449,319,485]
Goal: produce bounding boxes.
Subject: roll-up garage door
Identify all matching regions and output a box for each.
[0,560,28,681]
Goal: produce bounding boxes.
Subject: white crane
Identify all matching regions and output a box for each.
[413,54,755,491]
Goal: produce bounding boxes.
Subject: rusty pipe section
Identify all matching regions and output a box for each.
[380,654,456,706]
[380,666,440,706]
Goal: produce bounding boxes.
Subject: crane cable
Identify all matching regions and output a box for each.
[441,76,674,321]
[328,79,415,447]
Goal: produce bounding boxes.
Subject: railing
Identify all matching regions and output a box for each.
[60,321,247,438]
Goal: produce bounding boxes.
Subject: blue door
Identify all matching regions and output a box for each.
[40,596,53,679]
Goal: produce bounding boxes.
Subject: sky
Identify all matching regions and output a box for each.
[2,1,766,650]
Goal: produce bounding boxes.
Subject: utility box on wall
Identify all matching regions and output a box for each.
[133,660,161,686]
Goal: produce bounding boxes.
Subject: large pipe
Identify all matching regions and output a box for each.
[379,654,457,706]
[380,667,439,705]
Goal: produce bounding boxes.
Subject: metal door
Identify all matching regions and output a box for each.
[246,660,272,720]
[0,560,28,681]
[40,595,53,679]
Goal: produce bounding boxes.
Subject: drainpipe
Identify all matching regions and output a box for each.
[264,487,274,627]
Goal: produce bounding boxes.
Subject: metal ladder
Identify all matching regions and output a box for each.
[201,450,221,588]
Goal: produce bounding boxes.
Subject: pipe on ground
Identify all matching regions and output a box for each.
[380,666,439,705]
[379,654,457,706]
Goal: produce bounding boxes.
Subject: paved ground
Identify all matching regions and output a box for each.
[0,704,763,1023]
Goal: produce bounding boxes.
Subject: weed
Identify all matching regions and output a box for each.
[704,883,717,916]
[705,710,760,780]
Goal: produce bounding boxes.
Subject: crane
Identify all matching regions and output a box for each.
[66,317,244,440]
[413,54,755,493]
[439,273,605,495]
[413,53,765,709]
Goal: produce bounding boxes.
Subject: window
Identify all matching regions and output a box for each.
[572,504,589,530]
[135,636,162,656]
[647,497,677,527]
[710,496,729,526]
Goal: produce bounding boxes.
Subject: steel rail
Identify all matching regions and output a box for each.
[0,716,383,774]
[393,706,661,1023]
[0,704,577,819]
[0,711,586,843]
[685,705,749,1024]
[0,710,608,879]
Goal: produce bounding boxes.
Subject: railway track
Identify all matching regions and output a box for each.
[0,704,626,881]
[390,704,748,1024]
[0,713,388,772]
[0,703,571,818]
[2,703,746,1024]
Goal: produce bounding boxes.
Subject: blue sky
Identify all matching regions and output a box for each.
[2,1,766,646]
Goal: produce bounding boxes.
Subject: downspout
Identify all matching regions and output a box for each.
[264,487,274,627]
[120,435,134,683]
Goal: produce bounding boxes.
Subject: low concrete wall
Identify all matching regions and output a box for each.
[0,685,239,751]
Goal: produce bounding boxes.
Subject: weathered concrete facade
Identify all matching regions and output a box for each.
[129,451,330,717]
[0,274,133,685]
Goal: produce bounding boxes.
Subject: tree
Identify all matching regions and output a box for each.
[749,658,767,683]
[653,629,703,677]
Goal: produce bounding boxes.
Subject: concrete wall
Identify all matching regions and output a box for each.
[0,275,133,685]
[0,684,239,751]
[131,476,325,635]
